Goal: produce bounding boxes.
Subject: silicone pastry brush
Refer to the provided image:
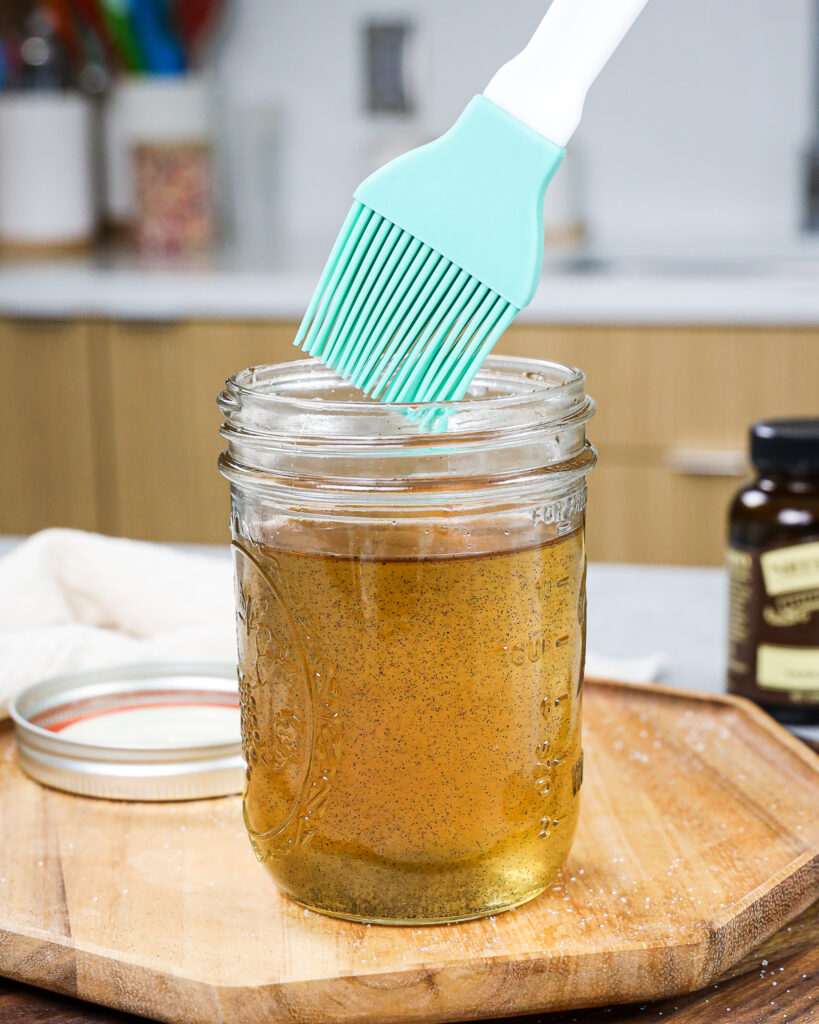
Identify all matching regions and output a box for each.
[295,0,649,403]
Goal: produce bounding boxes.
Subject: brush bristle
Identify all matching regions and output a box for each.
[294,202,519,404]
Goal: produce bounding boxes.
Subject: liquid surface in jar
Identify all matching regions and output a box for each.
[234,526,585,924]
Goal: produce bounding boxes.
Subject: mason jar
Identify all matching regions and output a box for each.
[218,356,596,924]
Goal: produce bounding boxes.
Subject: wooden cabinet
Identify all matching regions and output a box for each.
[0,317,816,563]
[498,325,816,450]
[0,319,104,535]
[101,320,300,543]
[495,325,819,566]
[584,459,742,566]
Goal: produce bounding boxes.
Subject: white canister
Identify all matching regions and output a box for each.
[0,92,96,248]
[103,74,210,228]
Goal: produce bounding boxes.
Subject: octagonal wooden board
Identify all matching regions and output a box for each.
[1,679,817,1024]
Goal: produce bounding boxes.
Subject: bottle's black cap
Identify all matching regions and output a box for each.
[750,418,819,475]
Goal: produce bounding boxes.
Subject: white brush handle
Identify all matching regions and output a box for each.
[484,0,649,147]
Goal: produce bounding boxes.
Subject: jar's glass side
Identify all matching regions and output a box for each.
[231,494,587,924]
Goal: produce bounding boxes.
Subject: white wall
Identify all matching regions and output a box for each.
[212,0,815,263]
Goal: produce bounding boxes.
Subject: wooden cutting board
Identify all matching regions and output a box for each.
[1,680,817,1024]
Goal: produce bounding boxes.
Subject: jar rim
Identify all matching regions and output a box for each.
[219,355,592,445]
[223,355,583,412]
[218,356,596,508]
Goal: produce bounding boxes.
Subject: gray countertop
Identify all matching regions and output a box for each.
[586,562,727,693]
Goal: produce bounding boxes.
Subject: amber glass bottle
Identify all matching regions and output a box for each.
[727,419,819,726]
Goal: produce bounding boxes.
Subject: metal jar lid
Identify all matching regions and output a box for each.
[9,662,244,801]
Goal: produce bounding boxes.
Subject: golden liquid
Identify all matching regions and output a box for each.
[234,528,585,923]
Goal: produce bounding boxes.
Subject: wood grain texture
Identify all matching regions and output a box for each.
[0,319,103,535]
[497,324,819,566]
[2,901,817,1023]
[497,325,819,451]
[101,320,301,543]
[585,457,742,566]
[1,680,817,1024]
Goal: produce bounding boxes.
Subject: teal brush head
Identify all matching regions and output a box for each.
[294,0,649,404]
[295,97,562,404]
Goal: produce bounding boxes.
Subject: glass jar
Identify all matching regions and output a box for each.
[218,356,596,924]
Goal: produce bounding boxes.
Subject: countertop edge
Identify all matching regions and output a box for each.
[1,264,817,325]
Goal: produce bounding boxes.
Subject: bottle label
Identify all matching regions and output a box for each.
[728,541,819,706]
[760,540,819,606]
[756,645,819,690]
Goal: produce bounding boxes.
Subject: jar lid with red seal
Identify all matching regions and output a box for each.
[9,662,242,801]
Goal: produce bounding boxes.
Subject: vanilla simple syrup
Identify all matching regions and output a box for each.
[234,527,585,923]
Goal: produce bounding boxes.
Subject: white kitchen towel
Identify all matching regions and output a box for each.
[0,529,236,717]
[0,529,664,719]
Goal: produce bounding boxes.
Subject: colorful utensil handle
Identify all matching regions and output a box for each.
[484,0,650,146]
[98,0,144,72]
[130,0,185,73]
